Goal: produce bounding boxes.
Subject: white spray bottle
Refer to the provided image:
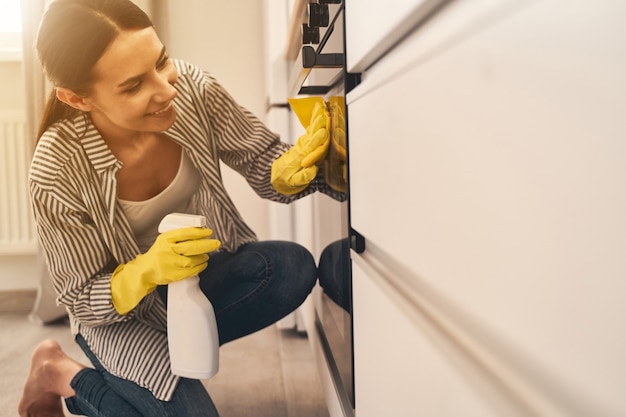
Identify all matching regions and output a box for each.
[158,213,219,379]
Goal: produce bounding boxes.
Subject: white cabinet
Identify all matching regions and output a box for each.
[347,0,626,415]
[352,256,501,417]
[344,0,447,73]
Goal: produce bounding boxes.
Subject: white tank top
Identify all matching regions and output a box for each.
[119,150,202,252]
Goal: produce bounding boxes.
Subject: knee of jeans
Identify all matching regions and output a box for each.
[233,241,317,300]
[283,243,317,292]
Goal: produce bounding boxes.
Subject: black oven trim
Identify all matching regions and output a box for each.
[289,3,366,415]
[315,315,356,417]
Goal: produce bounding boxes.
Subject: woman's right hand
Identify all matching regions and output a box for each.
[110,227,221,314]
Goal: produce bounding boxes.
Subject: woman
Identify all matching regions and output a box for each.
[18,0,337,416]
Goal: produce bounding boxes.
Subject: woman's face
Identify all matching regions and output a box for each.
[84,27,179,139]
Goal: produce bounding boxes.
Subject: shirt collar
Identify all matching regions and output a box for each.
[74,114,121,173]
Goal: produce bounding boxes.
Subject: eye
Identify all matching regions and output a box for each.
[157,53,170,69]
[124,82,143,94]
[122,53,169,95]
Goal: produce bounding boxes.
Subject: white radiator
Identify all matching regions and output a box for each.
[0,111,37,254]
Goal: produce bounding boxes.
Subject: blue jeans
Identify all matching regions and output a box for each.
[65,241,317,416]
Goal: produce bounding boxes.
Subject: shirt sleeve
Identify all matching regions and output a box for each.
[29,181,132,327]
[199,71,341,203]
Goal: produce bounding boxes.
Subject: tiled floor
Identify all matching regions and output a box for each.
[0,312,329,417]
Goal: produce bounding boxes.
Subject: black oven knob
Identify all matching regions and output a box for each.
[302,24,320,45]
[308,3,329,28]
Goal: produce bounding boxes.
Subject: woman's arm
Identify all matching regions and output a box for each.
[30,184,132,327]
[200,71,344,202]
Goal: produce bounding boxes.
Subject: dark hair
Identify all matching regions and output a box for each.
[36,0,153,138]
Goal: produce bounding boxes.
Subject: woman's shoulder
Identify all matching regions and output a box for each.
[173,59,208,84]
[172,59,223,94]
[35,117,83,158]
[30,115,103,186]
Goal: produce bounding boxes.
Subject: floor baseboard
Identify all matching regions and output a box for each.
[0,289,36,313]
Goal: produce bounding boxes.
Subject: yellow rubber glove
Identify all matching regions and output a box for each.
[330,99,348,185]
[323,96,348,192]
[271,97,330,195]
[110,227,221,314]
[329,97,346,163]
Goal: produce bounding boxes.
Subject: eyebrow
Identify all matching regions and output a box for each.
[117,46,167,89]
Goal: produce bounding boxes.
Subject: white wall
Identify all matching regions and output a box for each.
[0,62,25,110]
[0,58,38,292]
[155,0,271,240]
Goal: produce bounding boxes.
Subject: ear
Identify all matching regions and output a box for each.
[56,88,93,112]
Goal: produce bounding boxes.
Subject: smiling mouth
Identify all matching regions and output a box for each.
[148,102,173,116]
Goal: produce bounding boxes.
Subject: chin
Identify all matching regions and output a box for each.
[151,109,177,131]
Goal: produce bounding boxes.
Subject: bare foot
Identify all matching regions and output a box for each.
[18,339,85,417]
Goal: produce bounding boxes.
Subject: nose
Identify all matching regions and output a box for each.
[153,67,178,103]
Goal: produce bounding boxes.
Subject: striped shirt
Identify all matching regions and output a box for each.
[29,59,340,400]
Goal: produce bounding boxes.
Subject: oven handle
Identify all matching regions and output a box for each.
[288,46,344,96]
[302,46,344,68]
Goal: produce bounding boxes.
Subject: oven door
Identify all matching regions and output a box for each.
[314,88,353,415]
[287,2,361,415]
